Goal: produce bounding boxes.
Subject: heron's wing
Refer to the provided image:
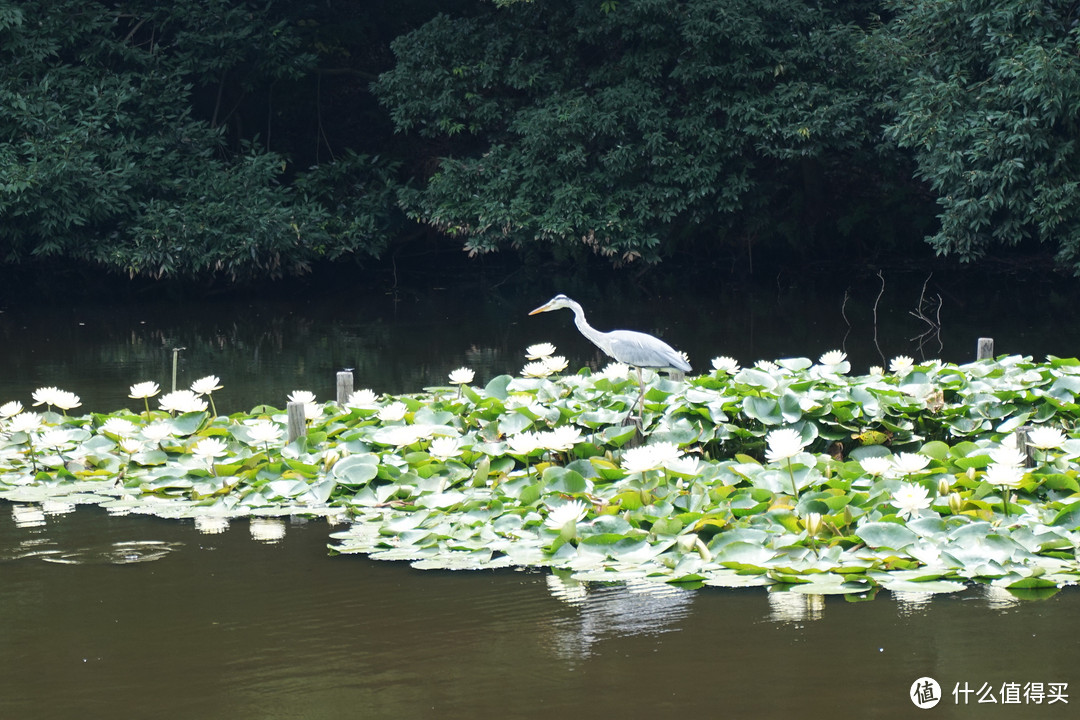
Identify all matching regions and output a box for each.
[606,330,691,371]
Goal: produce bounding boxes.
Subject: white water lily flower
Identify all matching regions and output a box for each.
[52,390,81,412]
[597,362,630,381]
[818,350,847,366]
[448,367,475,385]
[190,375,223,396]
[665,455,704,476]
[621,442,683,473]
[119,438,144,455]
[506,431,542,456]
[192,437,228,462]
[39,428,70,447]
[989,445,1027,469]
[246,421,282,445]
[526,342,556,360]
[765,428,807,463]
[1027,426,1066,450]
[889,355,914,374]
[429,436,462,460]
[141,422,174,443]
[985,463,1024,489]
[287,390,317,406]
[542,426,583,452]
[377,401,408,423]
[542,355,569,373]
[521,361,553,378]
[859,456,893,477]
[8,412,42,434]
[711,356,740,373]
[31,387,61,408]
[0,400,23,418]
[891,452,931,475]
[101,418,138,437]
[544,500,588,531]
[869,366,884,376]
[375,424,427,447]
[893,482,931,519]
[129,381,161,399]
[159,390,208,414]
[755,360,780,373]
[346,389,379,407]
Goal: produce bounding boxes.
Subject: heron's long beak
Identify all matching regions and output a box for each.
[528,302,551,315]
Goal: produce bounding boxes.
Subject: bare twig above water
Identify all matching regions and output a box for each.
[909,273,943,358]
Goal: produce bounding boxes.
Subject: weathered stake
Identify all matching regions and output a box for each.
[976,337,994,360]
[1016,425,1036,468]
[286,401,306,443]
[336,371,354,404]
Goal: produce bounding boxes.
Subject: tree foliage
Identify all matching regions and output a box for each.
[872,0,1080,270]
[0,0,398,279]
[376,0,883,263]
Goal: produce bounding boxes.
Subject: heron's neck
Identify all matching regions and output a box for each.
[568,301,611,353]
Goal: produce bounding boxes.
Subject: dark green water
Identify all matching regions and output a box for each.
[2,274,1080,718]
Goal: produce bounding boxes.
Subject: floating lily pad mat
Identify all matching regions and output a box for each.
[4,353,1080,599]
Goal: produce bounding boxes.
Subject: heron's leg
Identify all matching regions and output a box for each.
[635,366,645,429]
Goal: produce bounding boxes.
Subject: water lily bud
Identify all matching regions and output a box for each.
[966,467,976,481]
[322,450,340,471]
[938,477,951,496]
[842,506,853,527]
[948,492,963,515]
[676,533,699,553]
[805,512,823,537]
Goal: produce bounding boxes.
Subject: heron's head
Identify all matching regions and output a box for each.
[528,294,574,315]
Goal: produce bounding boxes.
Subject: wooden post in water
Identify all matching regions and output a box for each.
[286,401,306,443]
[336,371,354,404]
[1015,425,1036,468]
[976,337,994,360]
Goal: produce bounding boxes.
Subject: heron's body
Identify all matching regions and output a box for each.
[529,294,690,372]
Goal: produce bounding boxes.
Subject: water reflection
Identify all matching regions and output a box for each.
[542,575,694,659]
[249,517,287,543]
[10,503,45,528]
[766,589,827,623]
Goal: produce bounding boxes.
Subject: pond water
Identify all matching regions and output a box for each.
[3,271,1080,717]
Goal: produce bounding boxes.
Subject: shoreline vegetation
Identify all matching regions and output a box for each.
[4,346,1080,600]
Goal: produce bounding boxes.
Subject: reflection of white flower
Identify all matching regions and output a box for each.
[893,482,931,519]
[448,367,475,385]
[346,389,379,407]
[129,381,160,399]
[711,356,740,373]
[190,375,223,396]
[505,432,542,456]
[1026,426,1066,450]
[985,463,1024,489]
[522,361,553,378]
[378,401,408,423]
[101,418,138,437]
[765,428,807,463]
[0,401,23,418]
[544,500,587,531]
[891,452,931,475]
[429,436,462,460]
[889,356,914,374]
[859,456,893,477]
[526,342,556,360]
[159,390,208,414]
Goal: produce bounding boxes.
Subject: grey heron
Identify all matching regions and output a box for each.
[528,294,691,425]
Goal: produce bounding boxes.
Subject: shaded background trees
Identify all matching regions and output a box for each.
[2,0,1079,284]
